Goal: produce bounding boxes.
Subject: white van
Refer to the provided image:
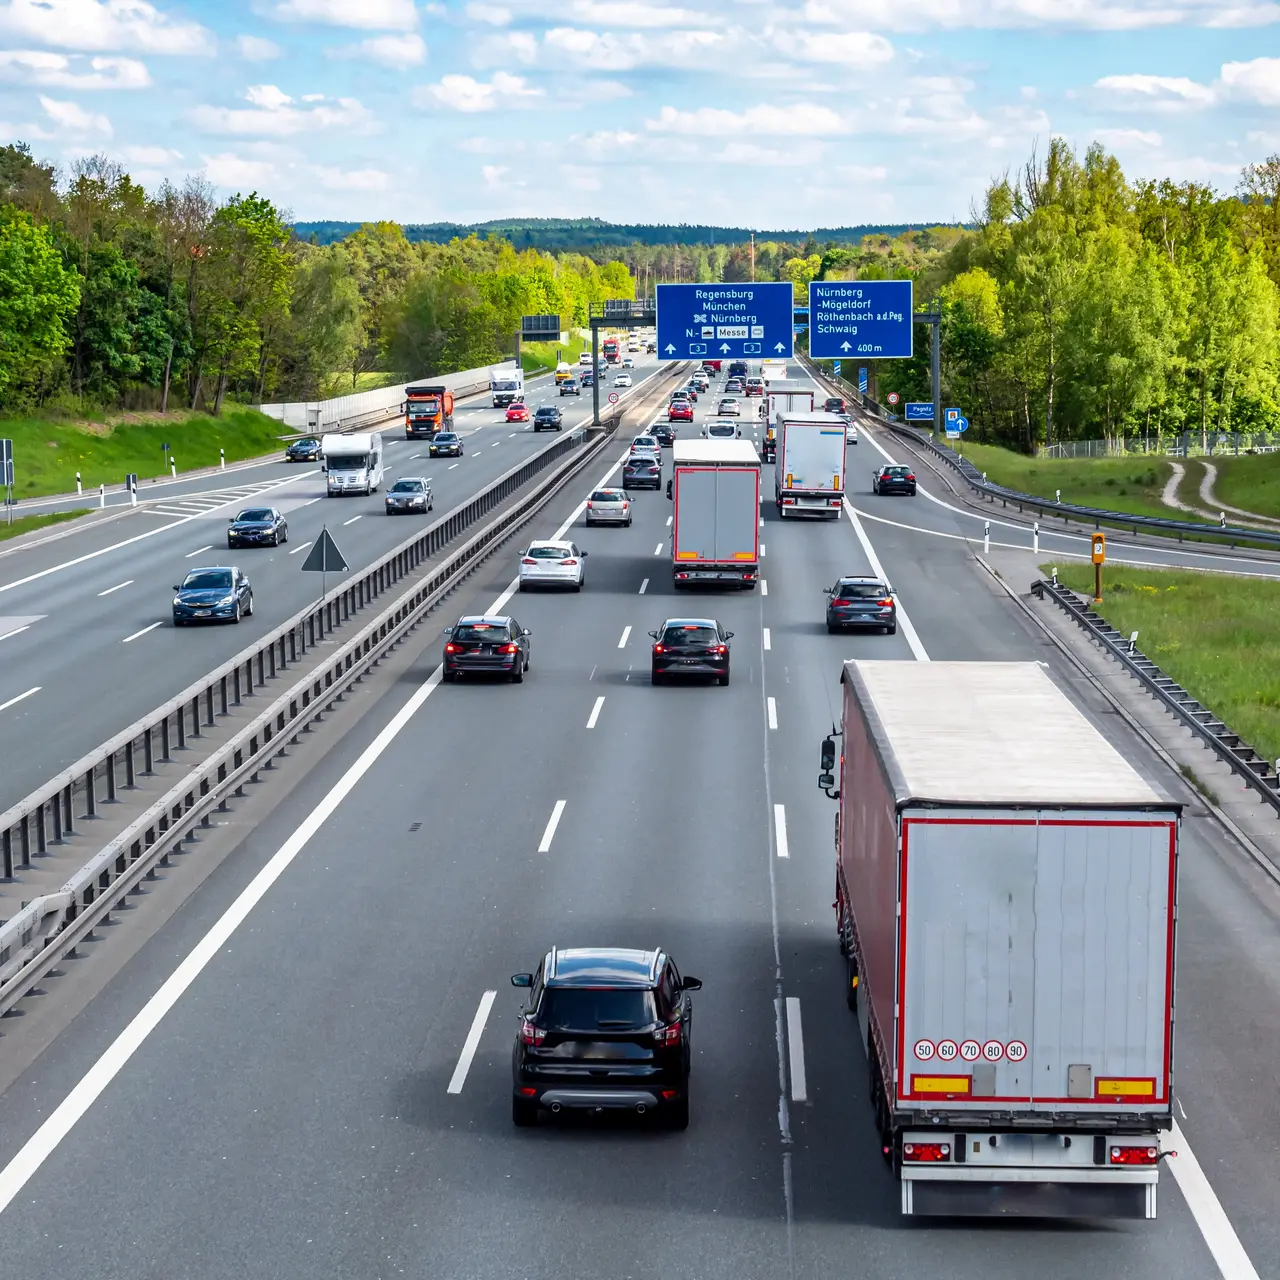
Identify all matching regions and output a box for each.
[322,431,383,496]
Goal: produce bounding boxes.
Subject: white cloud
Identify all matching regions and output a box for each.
[1220,56,1280,103]
[311,164,391,189]
[191,87,377,136]
[0,50,149,88]
[543,26,724,70]
[482,163,509,188]
[466,2,512,22]
[118,143,182,164]
[1092,126,1164,147]
[474,30,538,63]
[571,128,639,158]
[39,93,111,135]
[332,33,427,66]
[0,0,214,54]
[200,150,280,189]
[562,0,713,27]
[1093,72,1216,108]
[270,0,419,30]
[777,30,894,65]
[1203,3,1280,22]
[796,0,1280,29]
[237,35,282,61]
[646,102,846,136]
[414,71,543,112]
[840,162,891,179]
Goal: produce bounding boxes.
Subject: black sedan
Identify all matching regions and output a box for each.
[623,456,662,489]
[442,615,531,682]
[650,618,733,686]
[511,946,700,1129]
[825,576,897,634]
[533,406,563,432]
[872,464,916,495]
[581,370,595,387]
[430,432,464,457]
[649,422,676,447]
[385,476,433,514]
[227,507,287,548]
[173,566,253,625]
[285,437,322,462]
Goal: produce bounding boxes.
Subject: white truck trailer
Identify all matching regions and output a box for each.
[760,381,816,460]
[819,661,1180,1219]
[775,411,846,517]
[322,431,383,496]
[668,439,760,589]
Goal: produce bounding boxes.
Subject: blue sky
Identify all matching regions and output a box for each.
[0,0,1277,228]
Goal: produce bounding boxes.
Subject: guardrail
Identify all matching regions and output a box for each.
[799,356,1280,552]
[1031,576,1280,816]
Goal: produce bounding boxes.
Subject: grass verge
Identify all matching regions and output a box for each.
[954,441,1189,522]
[1045,561,1280,765]
[318,371,405,398]
[520,336,588,375]
[1208,452,1280,521]
[0,508,90,544]
[2,407,288,501]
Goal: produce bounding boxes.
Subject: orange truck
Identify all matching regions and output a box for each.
[404,385,455,439]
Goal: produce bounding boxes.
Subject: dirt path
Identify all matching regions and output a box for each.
[1198,460,1280,529]
[1160,461,1219,519]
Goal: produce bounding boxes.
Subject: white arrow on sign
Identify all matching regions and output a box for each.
[840,341,851,352]
[664,344,676,353]
[719,343,731,353]
[774,342,786,352]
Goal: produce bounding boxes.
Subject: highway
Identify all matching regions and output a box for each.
[0,352,665,807]
[0,362,1277,1279]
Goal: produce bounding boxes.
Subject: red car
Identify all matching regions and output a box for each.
[506,402,530,423]
[668,400,693,422]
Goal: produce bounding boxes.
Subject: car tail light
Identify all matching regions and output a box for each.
[907,474,915,482]
[622,502,629,509]
[501,642,519,654]
[878,598,893,607]
[521,558,537,565]
[716,644,727,654]
[520,1019,546,1047]
[1110,1146,1159,1165]
[586,501,593,509]
[444,643,458,653]
[660,1089,679,1101]
[560,558,578,566]
[653,644,664,654]
[518,1086,537,1097]
[902,1142,951,1162]
[653,1020,682,1046]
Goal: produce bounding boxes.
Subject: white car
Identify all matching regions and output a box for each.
[519,539,587,591]
[622,356,635,368]
[585,487,632,526]
[703,419,741,439]
[630,434,662,463]
[615,373,633,387]
[717,398,741,416]
[846,423,859,444]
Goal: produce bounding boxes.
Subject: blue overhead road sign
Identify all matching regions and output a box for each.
[656,282,794,361]
[905,402,934,421]
[808,280,913,360]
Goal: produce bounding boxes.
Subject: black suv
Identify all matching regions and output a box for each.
[649,422,676,447]
[650,618,733,685]
[824,576,897,634]
[623,456,662,489]
[534,406,563,432]
[442,615,531,682]
[511,947,701,1128]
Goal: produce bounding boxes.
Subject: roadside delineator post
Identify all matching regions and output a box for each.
[76,471,82,496]
[1033,521,1040,554]
[984,520,990,554]
[220,448,225,470]
[99,483,105,509]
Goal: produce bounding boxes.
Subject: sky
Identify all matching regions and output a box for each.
[0,0,1277,229]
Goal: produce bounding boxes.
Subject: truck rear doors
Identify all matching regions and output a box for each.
[673,466,759,574]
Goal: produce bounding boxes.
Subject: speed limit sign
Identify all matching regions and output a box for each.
[887,392,900,405]
[608,391,619,404]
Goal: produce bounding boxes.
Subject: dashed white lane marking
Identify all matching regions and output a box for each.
[446,991,497,1095]
[761,579,769,596]
[342,515,362,526]
[298,497,322,508]
[184,544,213,558]
[653,543,663,555]
[0,686,40,713]
[774,803,789,859]
[289,541,313,555]
[97,580,133,596]
[786,997,808,1103]
[638,578,649,595]
[763,627,771,650]
[122,621,164,643]
[760,543,767,557]
[618,625,631,649]
[767,696,778,730]
[449,463,460,470]
[538,800,567,853]
[841,498,928,662]
[586,695,605,729]
[666,515,673,526]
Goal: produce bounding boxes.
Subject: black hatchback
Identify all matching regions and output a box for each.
[623,456,662,489]
[872,464,916,495]
[430,432,463,457]
[442,615,531,682]
[650,618,733,685]
[649,422,676,447]
[227,507,287,548]
[825,576,897,634]
[511,946,701,1129]
[534,406,563,432]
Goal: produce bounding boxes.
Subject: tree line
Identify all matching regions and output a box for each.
[0,143,638,416]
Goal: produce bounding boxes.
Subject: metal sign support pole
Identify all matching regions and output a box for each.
[592,321,600,427]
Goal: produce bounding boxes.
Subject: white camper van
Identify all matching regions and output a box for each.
[322,431,383,496]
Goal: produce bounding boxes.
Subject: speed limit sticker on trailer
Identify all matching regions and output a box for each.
[959,1040,981,1062]
[936,1039,958,1061]
[913,1039,936,1061]
[1005,1040,1028,1062]
[982,1040,1005,1062]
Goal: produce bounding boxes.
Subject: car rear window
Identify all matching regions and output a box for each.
[836,583,887,599]
[537,987,657,1031]
[884,466,910,476]
[183,570,232,590]
[237,509,273,521]
[453,623,507,641]
[527,545,568,558]
[661,625,718,646]
[626,459,658,469]
[591,489,623,501]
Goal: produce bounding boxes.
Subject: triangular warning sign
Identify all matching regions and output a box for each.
[300,526,348,574]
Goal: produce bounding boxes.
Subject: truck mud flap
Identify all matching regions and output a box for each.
[902,1177,1155,1219]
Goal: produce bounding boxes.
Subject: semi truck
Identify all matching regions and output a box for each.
[602,337,621,364]
[489,368,524,407]
[775,411,846,517]
[404,385,454,438]
[761,357,788,385]
[819,660,1180,1219]
[322,431,384,495]
[760,381,816,460]
[667,439,760,588]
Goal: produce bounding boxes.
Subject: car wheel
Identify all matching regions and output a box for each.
[511,659,524,684]
[888,623,898,635]
[227,540,235,549]
[827,622,837,634]
[651,668,663,686]
[281,527,288,544]
[626,518,632,527]
[719,670,731,687]
[512,1098,537,1127]
[231,600,241,624]
[173,616,183,627]
[667,1093,690,1131]
[245,593,254,617]
[272,533,279,546]
[573,579,582,592]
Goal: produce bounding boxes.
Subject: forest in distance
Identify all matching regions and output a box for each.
[0,135,1277,451]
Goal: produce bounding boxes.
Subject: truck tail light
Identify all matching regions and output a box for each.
[653,1021,682,1046]
[903,1142,951,1162]
[520,1019,546,1047]
[1110,1146,1159,1165]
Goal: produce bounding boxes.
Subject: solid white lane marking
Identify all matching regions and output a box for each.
[538,800,567,853]
[786,997,807,1103]
[586,695,605,729]
[618,625,631,649]
[761,579,768,596]
[653,542,663,555]
[122,621,164,643]
[0,686,40,713]
[342,514,362,526]
[184,544,213,558]
[0,624,30,642]
[449,463,460,470]
[767,696,778,729]
[446,990,497,1095]
[841,498,928,662]
[774,803,789,859]
[638,578,648,595]
[763,627,771,650]
[97,580,133,596]
[289,541,313,555]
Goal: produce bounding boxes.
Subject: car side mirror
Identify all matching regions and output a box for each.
[511,973,533,988]
[580,550,588,557]
[522,628,531,637]
[647,630,658,639]
[442,627,453,636]
[725,632,734,639]
[681,976,702,991]
[172,584,180,591]
[228,517,234,522]
[820,735,837,773]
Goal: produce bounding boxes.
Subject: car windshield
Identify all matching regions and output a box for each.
[327,454,365,470]
[661,624,719,647]
[836,582,887,599]
[236,509,273,522]
[453,623,507,642]
[292,438,318,448]
[536,987,657,1031]
[591,490,623,501]
[535,409,557,417]
[633,438,657,448]
[884,466,910,477]
[527,545,569,558]
[183,570,232,591]
[435,433,457,442]
[391,480,424,493]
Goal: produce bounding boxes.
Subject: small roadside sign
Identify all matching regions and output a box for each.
[887,392,900,405]
[858,367,868,394]
[953,416,969,433]
[301,526,348,575]
[905,402,934,422]
[0,438,12,488]
[945,408,961,424]
[608,391,619,404]
[832,360,842,377]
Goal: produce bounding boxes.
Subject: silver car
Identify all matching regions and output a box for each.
[385,476,434,514]
[702,419,741,440]
[585,487,632,526]
[718,398,741,416]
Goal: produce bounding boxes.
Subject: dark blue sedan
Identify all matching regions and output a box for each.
[285,437,322,462]
[228,507,287,548]
[173,567,254,626]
